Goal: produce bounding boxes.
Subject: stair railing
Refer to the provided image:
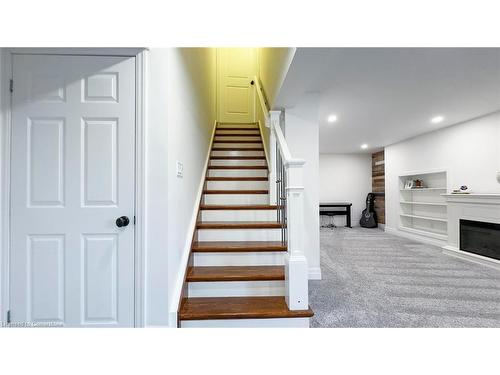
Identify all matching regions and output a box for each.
[254,76,309,311]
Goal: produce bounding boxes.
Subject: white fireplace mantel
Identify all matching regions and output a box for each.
[442,193,500,268]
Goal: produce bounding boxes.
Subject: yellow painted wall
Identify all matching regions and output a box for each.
[258,48,296,108]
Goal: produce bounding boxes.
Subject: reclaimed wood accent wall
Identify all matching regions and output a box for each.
[372,150,385,224]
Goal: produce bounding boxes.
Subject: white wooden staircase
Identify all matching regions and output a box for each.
[178,120,313,327]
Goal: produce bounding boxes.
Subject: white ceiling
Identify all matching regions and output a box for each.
[275,48,500,154]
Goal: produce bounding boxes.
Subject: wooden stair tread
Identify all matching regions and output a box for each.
[179,296,313,320]
[213,140,262,144]
[212,147,264,151]
[210,156,266,160]
[215,127,259,131]
[215,133,261,137]
[186,266,285,282]
[197,221,282,229]
[205,176,268,181]
[203,189,268,194]
[208,165,267,170]
[192,241,287,252]
[200,204,277,210]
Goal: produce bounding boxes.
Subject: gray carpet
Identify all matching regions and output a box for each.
[309,227,500,327]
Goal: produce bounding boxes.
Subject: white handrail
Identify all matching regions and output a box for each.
[269,112,305,167]
[254,75,270,127]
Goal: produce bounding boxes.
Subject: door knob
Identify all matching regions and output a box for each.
[116,216,130,228]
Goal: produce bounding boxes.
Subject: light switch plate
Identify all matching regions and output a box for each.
[176,161,184,178]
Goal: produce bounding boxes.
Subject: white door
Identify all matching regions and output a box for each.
[10,54,136,327]
[217,48,258,123]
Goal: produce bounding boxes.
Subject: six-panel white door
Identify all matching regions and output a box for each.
[10,55,136,327]
[217,48,258,123]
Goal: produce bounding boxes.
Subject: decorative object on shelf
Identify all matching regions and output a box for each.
[415,179,422,188]
[404,179,428,189]
[451,185,471,194]
[404,180,414,189]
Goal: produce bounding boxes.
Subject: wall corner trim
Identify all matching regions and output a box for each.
[308,267,322,280]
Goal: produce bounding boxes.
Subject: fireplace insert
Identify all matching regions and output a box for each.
[460,219,500,261]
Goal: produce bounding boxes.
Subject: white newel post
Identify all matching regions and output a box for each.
[284,159,309,310]
[268,111,279,204]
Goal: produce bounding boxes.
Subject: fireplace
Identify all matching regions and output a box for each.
[460,219,500,261]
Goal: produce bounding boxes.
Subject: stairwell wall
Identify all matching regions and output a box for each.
[146,48,217,326]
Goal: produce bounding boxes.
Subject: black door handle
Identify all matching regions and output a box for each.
[250,80,255,85]
[116,216,130,228]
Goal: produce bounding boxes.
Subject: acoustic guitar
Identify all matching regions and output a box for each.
[359,193,378,228]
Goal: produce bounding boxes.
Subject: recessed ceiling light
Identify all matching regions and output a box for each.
[361,144,368,150]
[327,114,338,123]
[431,115,444,124]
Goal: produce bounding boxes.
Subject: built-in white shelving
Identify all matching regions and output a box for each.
[400,213,448,222]
[399,201,447,206]
[399,170,448,241]
[400,187,446,191]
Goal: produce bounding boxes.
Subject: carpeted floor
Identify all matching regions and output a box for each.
[309,227,500,327]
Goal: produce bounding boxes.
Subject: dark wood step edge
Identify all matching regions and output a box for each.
[213,140,262,144]
[191,241,287,253]
[208,165,268,170]
[205,176,268,181]
[196,222,283,229]
[179,297,314,321]
[214,133,261,137]
[186,266,285,282]
[212,148,264,151]
[210,156,266,160]
[200,204,278,210]
[203,190,268,194]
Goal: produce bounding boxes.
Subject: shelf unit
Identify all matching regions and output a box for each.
[399,170,448,240]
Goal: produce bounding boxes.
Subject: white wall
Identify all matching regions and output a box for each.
[385,111,500,236]
[319,154,372,227]
[285,94,321,279]
[145,48,216,326]
[259,48,296,108]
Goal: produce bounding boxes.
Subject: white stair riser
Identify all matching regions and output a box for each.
[210,159,267,166]
[216,130,260,135]
[188,281,284,297]
[208,169,268,178]
[214,136,261,142]
[212,143,262,149]
[181,318,310,328]
[207,180,268,190]
[202,210,277,222]
[211,150,264,157]
[193,252,285,266]
[197,228,281,242]
[204,194,269,205]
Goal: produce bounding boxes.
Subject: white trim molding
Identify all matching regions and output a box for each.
[134,49,148,327]
[442,193,500,270]
[308,267,322,280]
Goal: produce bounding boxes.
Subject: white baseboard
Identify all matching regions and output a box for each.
[385,226,445,248]
[442,245,500,271]
[181,317,310,328]
[308,267,322,280]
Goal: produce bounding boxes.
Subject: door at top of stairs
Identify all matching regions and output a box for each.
[217,48,258,123]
